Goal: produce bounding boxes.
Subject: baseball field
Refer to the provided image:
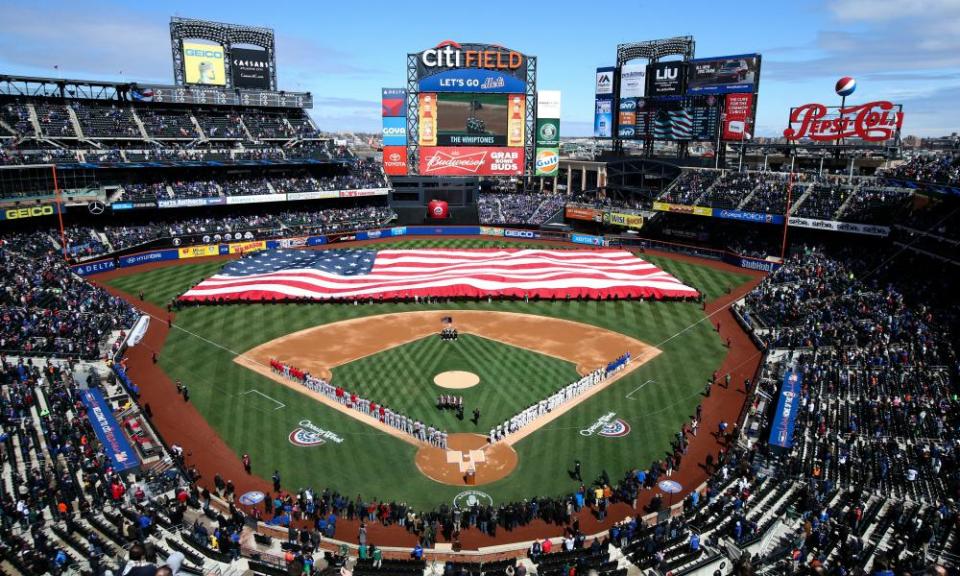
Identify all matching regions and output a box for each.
[106,238,752,510]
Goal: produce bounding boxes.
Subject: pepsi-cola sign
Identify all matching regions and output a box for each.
[784,100,903,142]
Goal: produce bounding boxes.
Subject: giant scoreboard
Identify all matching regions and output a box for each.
[383,41,543,177]
[596,48,762,146]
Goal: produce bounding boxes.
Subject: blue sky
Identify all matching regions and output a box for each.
[1,0,958,137]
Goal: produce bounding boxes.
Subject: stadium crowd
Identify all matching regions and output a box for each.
[884,152,960,186]
[25,205,396,261]
[0,236,138,358]
[0,95,328,144]
[478,193,566,225]
[0,169,957,576]
[117,165,386,202]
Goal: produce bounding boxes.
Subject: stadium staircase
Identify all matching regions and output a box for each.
[65,105,85,142]
[190,113,211,142]
[788,183,813,214]
[129,105,151,140]
[693,177,722,207]
[735,179,765,210]
[656,176,682,201]
[833,180,866,221]
[539,203,567,228]
[529,197,562,225]
[25,101,42,136]
[239,118,255,142]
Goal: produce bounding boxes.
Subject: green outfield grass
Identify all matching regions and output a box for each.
[106,239,751,509]
[331,334,580,433]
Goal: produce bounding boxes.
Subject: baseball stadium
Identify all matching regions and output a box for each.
[1,6,959,576]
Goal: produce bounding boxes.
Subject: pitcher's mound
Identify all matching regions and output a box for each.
[415,433,517,486]
[434,371,480,389]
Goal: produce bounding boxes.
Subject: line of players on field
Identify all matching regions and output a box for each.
[270,358,449,449]
[488,353,631,443]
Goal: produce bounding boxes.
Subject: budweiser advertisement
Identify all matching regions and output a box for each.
[783,100,903,142]
[382,146,408,176]
[722,93,753,141]
[419,147,524,176]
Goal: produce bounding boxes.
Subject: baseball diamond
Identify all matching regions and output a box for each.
[102,238,749,515]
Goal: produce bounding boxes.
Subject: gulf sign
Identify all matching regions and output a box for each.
[419,146,523,176]
[382,146,408,176]
[535,148,559,176]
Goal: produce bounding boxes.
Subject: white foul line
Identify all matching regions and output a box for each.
[241,389,286,410]
[626,380,655,399]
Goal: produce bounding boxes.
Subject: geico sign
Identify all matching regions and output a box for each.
[382,127,405,136]
[422,40,522,70]
[185,48,223,59]
[5,205,55,220]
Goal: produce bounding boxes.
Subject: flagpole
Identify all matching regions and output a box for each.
[52,165,68,262]
[780,171,795,261]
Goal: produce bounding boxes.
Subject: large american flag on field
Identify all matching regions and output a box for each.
[178,249,699,302]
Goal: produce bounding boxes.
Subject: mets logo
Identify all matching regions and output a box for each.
[580,412,631,438]
[288,419,344,447]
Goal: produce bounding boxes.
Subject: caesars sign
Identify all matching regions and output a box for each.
[231,47,271,89]
[416,41,528,93]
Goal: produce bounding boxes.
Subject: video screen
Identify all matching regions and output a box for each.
[436,93,516,146]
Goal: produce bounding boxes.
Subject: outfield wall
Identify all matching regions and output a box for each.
[72,225,780,277]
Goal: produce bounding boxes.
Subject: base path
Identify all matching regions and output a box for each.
[434,371,480,389]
